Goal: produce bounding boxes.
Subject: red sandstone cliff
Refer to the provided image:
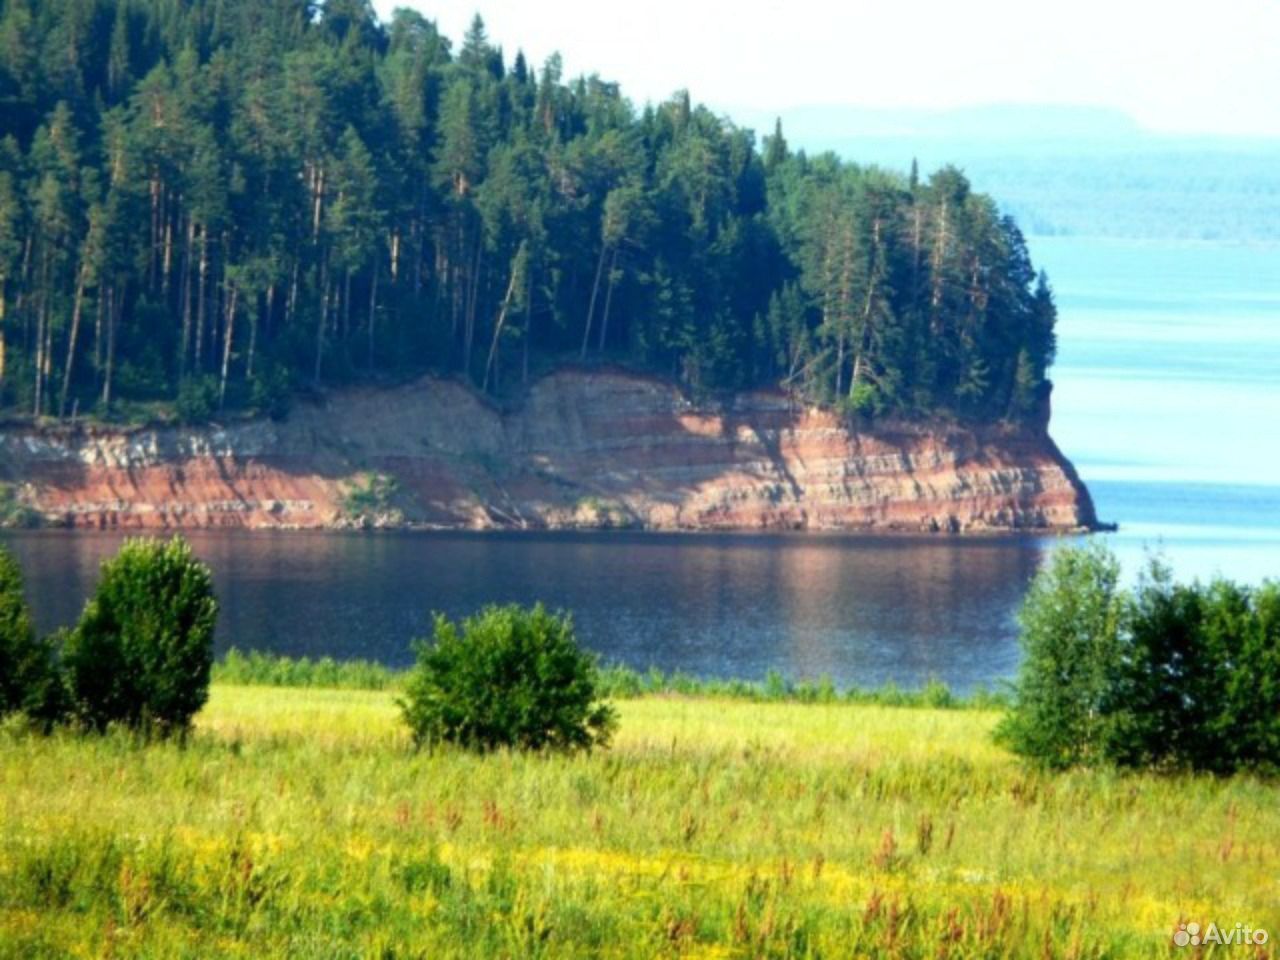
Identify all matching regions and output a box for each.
[0,369,1098,533]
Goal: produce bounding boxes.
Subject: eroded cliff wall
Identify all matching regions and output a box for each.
[0,370,1098,533]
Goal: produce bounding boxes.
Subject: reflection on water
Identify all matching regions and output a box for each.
[5,529,1049,692]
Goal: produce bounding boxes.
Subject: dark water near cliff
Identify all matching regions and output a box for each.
[2,237,1276,692]
[4,529,1045,691]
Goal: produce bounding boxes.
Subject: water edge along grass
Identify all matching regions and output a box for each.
[2,685,1277,958]
[212,648,1010,708]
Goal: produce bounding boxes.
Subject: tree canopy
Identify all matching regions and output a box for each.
[0,0,1057,423]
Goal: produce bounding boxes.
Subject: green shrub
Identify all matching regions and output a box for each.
[1110,570,1280,773]
[64,537,218,737]
[841,382,880,419]
[250,365,293,421]
[1232,581,1280,770]
[998,545,1280,774]
[175,376,219,425]
[994,543,1127,769]
[0,483,41,529]
[0,547,65,728]
[400,604,616,753]
[340,472,401,523]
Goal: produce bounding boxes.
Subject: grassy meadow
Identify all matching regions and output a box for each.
[2,686,1277,959]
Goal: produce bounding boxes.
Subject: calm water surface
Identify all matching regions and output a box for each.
[4,529,1044,692]
[1039,236,1280,585]
[4,237,1276,691]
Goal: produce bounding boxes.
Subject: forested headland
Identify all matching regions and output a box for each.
[0,0,1057,426]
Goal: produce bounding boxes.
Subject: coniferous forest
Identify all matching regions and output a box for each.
[0,0,1057,424]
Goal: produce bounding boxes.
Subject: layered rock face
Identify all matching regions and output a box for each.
[0,370,1098,533]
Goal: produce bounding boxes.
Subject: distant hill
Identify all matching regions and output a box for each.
[731,104,1147,145]
[729,105,1280,242]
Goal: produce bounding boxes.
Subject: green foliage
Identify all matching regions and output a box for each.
[842,382,880,419]
[214,648,397,691]
[400,604,617,753]
[995,544,1126,768]
[1109,571,1280,774]
[340,472,400,523]
[175,377,220,425]
[208,648,1003,708]
[0,1,1055,422]
[594,665,993,708]
[0,546,64,727]
[249,366,292,421]
[998,545,1280,773]
[0,483,41,528]
[63,538,218,737]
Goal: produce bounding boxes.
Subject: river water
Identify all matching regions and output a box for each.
[4,237,1277,691]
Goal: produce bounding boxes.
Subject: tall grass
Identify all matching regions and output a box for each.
[212,649,1008,708]
[1,685,1274,958]
[213,648,401,690]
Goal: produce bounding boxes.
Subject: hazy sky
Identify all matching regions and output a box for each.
[371,0,1280,137]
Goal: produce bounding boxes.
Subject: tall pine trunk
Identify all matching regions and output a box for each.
[59,261,90,418]
[314,257,329,386]
[342,269,352,341]
[522,268,533,384]
[93,281,104,388]
[597,248,619,353]
[483,266,520,393]
[219,281,237,408]
[195,224,209,371]
[463,236,482,374]
[179,217,194,378]
[367,261,378,370]
[162,199,174,296]
[32,250,49,417]
[286,259,299,327]
[247,291,259,380]
[851,221,883,397]
[101,283,118,409]
[580,242,608,359]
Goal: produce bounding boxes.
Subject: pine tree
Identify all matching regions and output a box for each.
[0,0,1058,425]
[763,118,788,172]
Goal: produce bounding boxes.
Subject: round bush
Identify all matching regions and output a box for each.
[0,546,65,728]
[64,537,218,737]
[401,604,617,752]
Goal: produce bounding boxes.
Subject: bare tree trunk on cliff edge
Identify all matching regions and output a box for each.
[246,290,259,381]
[92,282,104,389]
[580,241,608,360]
[101,283,118,409]
[483,266,520,394]
[219,281,237,408]
[179,217,193,378]
[851,219,883,397]
[314,257,330,386]
[59,260,90,418]
[195,224,208,371]
[597,247,619,354]
[32,250,49,417]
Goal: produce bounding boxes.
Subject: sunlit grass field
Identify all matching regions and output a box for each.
[2,686,1277,958]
